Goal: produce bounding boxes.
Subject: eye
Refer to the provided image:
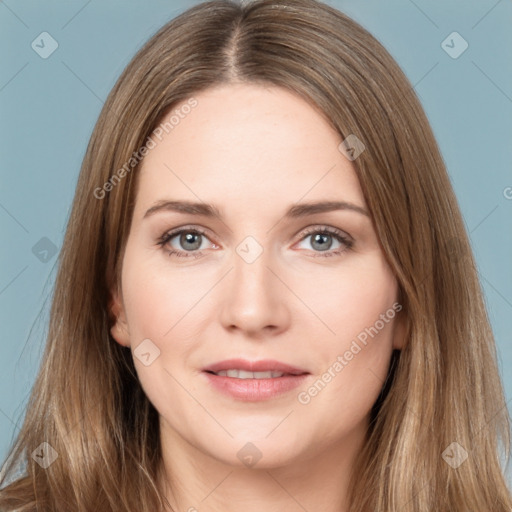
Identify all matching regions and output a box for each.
[157,225,354,259]
[157,227,216,259]
[294,226,353,257]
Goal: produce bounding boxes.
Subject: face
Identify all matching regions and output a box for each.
[110,83,405,469]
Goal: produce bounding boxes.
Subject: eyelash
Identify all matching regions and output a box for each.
[157,225,354,259]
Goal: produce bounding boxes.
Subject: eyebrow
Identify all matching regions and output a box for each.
[143,199,370,220]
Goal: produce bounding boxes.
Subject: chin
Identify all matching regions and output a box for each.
[202,433,306,470]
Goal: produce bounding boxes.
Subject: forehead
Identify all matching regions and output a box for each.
[135,83,365,218]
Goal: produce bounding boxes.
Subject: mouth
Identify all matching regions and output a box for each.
[205,369,296,379]
[202,359,310,401]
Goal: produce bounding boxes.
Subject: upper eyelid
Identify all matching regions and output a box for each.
[300,225,352,240]
[160,225,212,243]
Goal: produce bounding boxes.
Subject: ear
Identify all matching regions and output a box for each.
[391,307,408,350]
[109,287,131,347]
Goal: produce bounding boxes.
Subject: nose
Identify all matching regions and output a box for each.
[219,247,291,337]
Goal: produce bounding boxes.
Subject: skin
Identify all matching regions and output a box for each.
[110,83,406,512]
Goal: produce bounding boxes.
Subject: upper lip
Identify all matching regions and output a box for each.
[203,359,309,375]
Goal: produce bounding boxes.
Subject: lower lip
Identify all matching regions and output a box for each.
[203,372,309,401]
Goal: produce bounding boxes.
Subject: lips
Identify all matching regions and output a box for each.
[202,359,310,401]
[203,358,309,377]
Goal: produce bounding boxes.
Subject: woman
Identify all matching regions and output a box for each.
[1,0,510,510]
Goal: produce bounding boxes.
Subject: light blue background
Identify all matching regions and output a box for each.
[1,0,511,481]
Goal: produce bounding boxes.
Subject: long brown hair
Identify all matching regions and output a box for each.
[1,1,510,510]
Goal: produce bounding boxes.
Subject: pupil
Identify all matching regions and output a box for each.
[181,232,201,251]
[312,233,332,251]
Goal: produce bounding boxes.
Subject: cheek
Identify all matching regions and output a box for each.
[120,250,214,403]
[121,249,209,343]
[293,253,398,403]
[293,252,398,343]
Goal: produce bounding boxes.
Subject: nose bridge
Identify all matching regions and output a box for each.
[219,235,290,334]
[233,241,272,295]
[231,238,276,303]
